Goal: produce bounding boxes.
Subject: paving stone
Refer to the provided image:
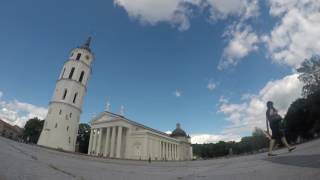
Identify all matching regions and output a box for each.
[0,136,319,180]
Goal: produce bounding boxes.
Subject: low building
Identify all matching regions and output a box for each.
[88,111,193,161]
[0,119,23,140]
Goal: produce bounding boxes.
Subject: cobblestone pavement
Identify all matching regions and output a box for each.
[0,136,319,180]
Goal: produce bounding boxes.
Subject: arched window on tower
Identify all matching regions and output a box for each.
[73,93,77,103]
[61,68,66,79]
[76,53,81,60]
[79,71,85,83]
[62,89,67,100]
[68,67,75,79]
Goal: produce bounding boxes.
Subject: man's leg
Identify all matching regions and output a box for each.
[280,137,291,148]
[268,139,276,156]
[281,137,296,152]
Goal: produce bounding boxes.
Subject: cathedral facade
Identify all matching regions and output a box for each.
[88,111,193,161]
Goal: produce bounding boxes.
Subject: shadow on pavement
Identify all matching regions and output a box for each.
[266,154,320,168]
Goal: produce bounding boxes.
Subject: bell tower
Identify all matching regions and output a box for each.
[38,38,94,151]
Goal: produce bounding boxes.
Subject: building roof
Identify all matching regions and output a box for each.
[79,37,92,52]
[170,123,187,137]
[0,119,23,134]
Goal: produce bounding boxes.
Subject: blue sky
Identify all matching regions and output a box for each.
[0,0,318,143]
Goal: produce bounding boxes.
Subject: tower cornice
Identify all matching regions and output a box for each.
[56,78,87,92]
[49,101,82,113]
[64,59,92,69]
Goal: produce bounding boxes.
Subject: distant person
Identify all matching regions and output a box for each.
[266,101,296,156]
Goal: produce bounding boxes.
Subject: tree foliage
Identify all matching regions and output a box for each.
[23,117,44,143]
[297,55,320,97]
[285,91,320,142]
[77,123,91,154]
[284,55,320,142]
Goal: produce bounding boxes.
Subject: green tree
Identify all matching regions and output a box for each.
[251,127,269,150]
[77,123,91,154]
[284,98,310,141]
[297,55,320,97]
[23,117,44,143]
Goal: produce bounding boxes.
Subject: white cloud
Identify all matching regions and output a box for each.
[241,93,255,100]
[263,0,320,68]
[191,133,241,144]
[0,92,47,127]
[174,90,182,97]
[205,0,259,21]
[114,0,191,31]
[114,0,259,31]
[219,24,259,69]
[207,81,217,91]
[219,73,303,134]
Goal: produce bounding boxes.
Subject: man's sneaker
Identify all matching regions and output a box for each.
[288,147,296,152]
[268,153,277,156]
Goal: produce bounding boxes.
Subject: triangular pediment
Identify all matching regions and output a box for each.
[89,111,173,138]
[90,111,124,125]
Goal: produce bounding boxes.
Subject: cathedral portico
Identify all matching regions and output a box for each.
[88,124,127,158]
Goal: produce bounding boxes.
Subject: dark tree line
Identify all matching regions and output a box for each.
[193,128,269,159]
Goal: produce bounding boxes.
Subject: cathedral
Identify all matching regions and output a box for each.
[37,38,193,160]
[88,111,193,161]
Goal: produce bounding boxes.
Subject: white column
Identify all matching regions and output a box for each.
[171,144,173,160]
[159,141,162,160]
[110,126,116,158]
[169,143,172,160]
[165,143,167,160]
[96,128,102,155]
[173,144,175,160]
[163,142,165,160]
[116,126,123,158]
[162,142,165,160]
[175,144,177,160]
[104,127,111,157]
[92,129,98,155]
[160,142,162,159]
[88,129,94,155]
[177,145,180,160]
[168,143,170,160]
